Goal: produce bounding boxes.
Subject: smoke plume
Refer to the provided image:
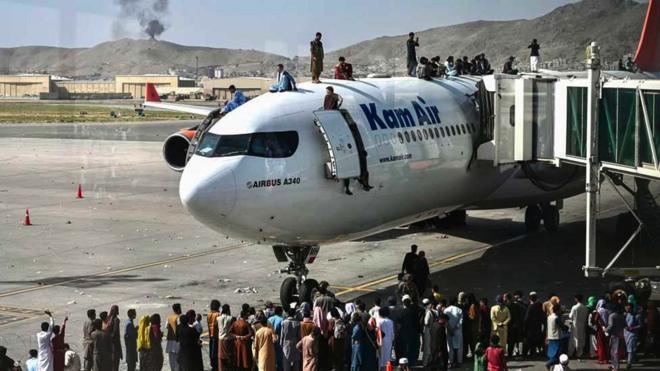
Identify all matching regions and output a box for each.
[115,0,170,40]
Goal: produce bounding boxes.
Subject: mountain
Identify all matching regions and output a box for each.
[0,0,649,78]
[324,0,647,74]
[0,38,289,78]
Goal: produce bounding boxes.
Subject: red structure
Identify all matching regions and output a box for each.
[633,0,660,72]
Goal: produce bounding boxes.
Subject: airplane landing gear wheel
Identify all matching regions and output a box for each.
[274,245,320,307]
[299,279,319,305]
[280,277,298,310]
[525,205,542,232]
[542,204,560,233]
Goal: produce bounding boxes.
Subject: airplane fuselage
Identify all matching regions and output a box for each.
[179,76,582,245]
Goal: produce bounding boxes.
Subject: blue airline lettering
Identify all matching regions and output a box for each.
[359,97,441,131]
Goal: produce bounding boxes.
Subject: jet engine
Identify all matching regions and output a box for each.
[162,129,196,172]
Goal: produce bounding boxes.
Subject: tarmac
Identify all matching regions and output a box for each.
[0,121,658,370]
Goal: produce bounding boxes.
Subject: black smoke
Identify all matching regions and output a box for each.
[115,0,170,40]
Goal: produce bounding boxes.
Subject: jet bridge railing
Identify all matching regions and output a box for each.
[476,50,660,279]
[553,78,660,180]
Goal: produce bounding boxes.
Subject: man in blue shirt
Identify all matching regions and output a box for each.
[270,64,297,93]
[124,309,137,371]
[221,85,247,115]
[267,306,285,371]
[25,349,38,371]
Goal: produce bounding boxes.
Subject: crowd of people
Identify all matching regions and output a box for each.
[2,245,658,371]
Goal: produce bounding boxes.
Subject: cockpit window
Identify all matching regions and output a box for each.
[195,131,299,158]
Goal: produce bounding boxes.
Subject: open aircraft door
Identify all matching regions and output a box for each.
[313,110,363,180]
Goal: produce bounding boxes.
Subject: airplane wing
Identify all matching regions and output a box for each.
[143,83,215,116]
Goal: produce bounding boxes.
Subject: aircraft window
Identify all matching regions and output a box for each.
[428,128,434,139]
[411,130,417,142]
[195,131,299,158]
[450,126,457,136]
[471,123,477,132]
[404,131,410,142]
[461,124,467,134]
[398,132,404,144]
[434,128,440,138]
[417,130,423,141]
[440,127,446,137]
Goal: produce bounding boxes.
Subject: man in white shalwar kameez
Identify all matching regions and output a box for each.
[568,294,590,358]
[37,311,55,371]
[421,299,437,368]
[376,307,394,371]
[444,299,464,366]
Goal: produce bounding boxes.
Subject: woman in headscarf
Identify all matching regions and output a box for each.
[106,305,122,371]
[139,314,164,371]
[376,307,394,371]
[178,311,203,371]
[489,295,510,354]
[590,299,609,364]
[312,306,329,370]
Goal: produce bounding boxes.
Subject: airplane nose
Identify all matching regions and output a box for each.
[179,158,237,225]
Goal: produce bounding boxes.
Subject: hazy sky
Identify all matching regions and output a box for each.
[0,0,583,56]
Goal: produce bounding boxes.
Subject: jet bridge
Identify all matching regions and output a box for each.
[476,42,660,280]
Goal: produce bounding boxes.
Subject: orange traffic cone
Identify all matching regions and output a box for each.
[76,184,83,199]
[23,209,32,226]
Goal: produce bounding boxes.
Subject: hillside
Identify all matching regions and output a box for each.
[0,0,648,78]
[0,38,289,78]
[324,0,647,74]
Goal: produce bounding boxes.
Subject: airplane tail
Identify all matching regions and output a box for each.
[145,83,161,102]
[633,0,660,72]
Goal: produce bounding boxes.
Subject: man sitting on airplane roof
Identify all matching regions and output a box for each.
[270,64,298,93]
[416,57,433,81]
[221,85,246,114]
[502,56,518,75]
[334,56,354,80]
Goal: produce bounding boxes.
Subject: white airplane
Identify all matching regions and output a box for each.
[144,77,583,307]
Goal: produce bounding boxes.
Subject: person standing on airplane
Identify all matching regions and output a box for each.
[528,39,541,72]
[310,32,324,83]
[406,32,419,77]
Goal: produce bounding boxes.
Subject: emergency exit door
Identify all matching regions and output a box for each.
[313,110,361,179]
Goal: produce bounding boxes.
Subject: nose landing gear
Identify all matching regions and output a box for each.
[273,245,320,309]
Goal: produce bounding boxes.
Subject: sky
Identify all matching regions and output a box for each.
[0,0,585,56]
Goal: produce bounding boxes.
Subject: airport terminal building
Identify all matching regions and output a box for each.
[0,73,274,100]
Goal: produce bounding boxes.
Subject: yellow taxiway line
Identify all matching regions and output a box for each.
[334,234,526,297]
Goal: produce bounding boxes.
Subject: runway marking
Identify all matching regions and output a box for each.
[329,285,376,293]
[334,234,527,297]
[0,305,46,326]
[0,242,252,299]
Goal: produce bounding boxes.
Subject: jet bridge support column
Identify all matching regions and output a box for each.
[584,42,602,277]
